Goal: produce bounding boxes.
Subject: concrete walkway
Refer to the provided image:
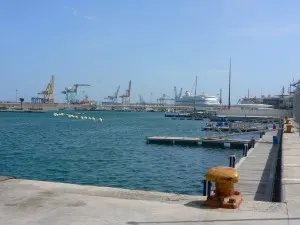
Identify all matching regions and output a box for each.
[282,120,300,225]
[235,130,279,201]
[0,178,291,225]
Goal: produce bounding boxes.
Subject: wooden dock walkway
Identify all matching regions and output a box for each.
[146,136,252,149]
[235,130,279,201]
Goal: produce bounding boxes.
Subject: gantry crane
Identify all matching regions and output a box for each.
[38,75,55,104]
[120,80,131,105]
[139,94,146,105]
[174,86,182,100]
[105,85,120,103]
[61,84,90,104]
[157,93,174,105]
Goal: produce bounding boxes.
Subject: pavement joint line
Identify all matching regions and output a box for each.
[282,178,300,181]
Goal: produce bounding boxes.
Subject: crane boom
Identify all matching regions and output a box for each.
[61,83,91,104]
[115,85,120,98]
[73,84,90,93]
[178,88,182,99]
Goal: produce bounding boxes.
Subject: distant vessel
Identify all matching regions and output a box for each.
[175,91,221,107]
[233,103,273,109]
[175,76,220,108]
[237,86,293,109]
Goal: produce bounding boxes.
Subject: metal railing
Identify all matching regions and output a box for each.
[294,84,300,123]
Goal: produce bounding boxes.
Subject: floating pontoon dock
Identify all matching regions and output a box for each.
[146,136,254,149]
[202,126,261,132]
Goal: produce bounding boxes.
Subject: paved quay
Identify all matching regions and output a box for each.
[0,177,291,225]
[2,121,300,225]
[281,120,300,225]
[235,130,279,201]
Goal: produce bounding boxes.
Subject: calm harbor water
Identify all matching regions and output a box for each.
[0,111,255,195]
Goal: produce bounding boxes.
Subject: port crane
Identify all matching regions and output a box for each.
[174,87,183,100]
[139,94,146,105]
[61,84,90,104]
[290,78,300,94]
[38,75,55,104]
[120,80,131,105]
[157,94,174,105]
[105,85,120,103]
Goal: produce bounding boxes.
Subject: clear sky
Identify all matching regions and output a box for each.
[0,0,299,104]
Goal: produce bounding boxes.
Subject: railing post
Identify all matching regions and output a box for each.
[243,144,248,156]
[202,180,212,196]
[250,138,255,148]
[229,153,236,168]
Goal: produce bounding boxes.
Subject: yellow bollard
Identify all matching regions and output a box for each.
[285,116,290,124]
[204,166,242,209]
[285,124,294,133]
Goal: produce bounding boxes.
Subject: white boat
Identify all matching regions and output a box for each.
[175,76,221,108]
[235,97,274,109]
[175,91,221,108]
[233,103,273,109]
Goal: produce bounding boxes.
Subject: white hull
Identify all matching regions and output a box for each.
[233,104,273,109]
[175,95,220,108]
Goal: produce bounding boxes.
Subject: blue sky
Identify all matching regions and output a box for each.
[0,0,299,104]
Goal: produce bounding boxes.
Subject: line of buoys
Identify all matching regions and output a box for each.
[53,112,102,122]
[53,113,65,117]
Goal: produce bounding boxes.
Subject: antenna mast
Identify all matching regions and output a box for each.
[228,57,231,109]
[195,76,198,97]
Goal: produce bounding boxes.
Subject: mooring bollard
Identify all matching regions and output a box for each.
[229,153,236,168]
[273,136,278,144]
[204,166,242,209]
[250,138,255,148]
[202,179,212,196]
[243,144,248,156]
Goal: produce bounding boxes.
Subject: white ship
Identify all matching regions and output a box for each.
[174,76,220,108]
[175,91,221,108]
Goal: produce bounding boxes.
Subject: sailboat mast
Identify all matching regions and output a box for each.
[193,76,198,112]
[228,57,231,109]
[195,76,198,96]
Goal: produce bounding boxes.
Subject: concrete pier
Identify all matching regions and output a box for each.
[0,178,290,225]
[281,120,300,224]
[235,130,279,201]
